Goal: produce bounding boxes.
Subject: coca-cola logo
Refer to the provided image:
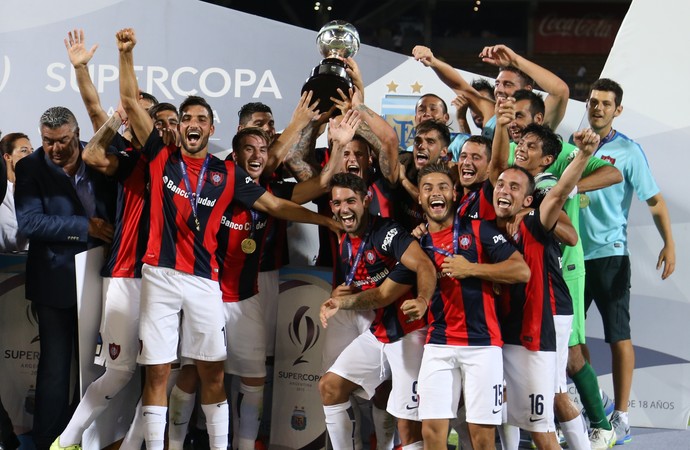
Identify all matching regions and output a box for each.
[537,14,617,39]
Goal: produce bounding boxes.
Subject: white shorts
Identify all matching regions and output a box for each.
[502,344,556,433]
[328,328,426,421]
[138,264,226,365]
[321,308,375,372]
[94,277,141,372]
[258,270,279,357]
[554,314,573,393]
[224,295,267,377]
[418,344,503,425]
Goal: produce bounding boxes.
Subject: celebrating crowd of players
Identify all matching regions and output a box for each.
[4,25,675,450]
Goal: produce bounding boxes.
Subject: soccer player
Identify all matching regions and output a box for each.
[414,163,530,450]
[578,78,675,445]
[116,28,341,450]
[499,90,622,449]
[318,173,437,450]
[493,127,600,450]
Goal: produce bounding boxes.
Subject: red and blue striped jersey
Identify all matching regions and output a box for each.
[142,132,265,281]
[101,135,149,278]
[500,210,572,351]
[423,217,515,347]
[336,217,425,343]
[259,180,295,272]
[459,180,496,221]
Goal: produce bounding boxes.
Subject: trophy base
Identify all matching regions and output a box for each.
[301,58,354,115]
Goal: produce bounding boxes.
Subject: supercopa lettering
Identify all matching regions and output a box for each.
[278,370,321,382]
[45,63,282,100]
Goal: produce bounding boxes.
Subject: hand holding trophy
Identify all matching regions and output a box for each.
[302,20,360,115]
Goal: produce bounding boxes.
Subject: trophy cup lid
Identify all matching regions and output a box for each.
[316,20,360,60]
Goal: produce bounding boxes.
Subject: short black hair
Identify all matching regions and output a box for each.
[504,165,536,197]
[417,93,449,115]
[238,102,272,126]
[417,162,452,185]
[521,123,561,164]
[472,78,495,100]
[513,89,545,119]
[330,172,369,198]
[589,78,624,107]
[462,135,493,160]
[179,96,214,123]
[415,120,451,148]
[139,91,159,106]
[498,66,534,89]
[232,127,270,153]
[148,102,178,120]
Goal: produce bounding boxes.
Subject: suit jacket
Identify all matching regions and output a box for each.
[14,144,116,307]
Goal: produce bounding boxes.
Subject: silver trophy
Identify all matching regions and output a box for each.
[302,20,360,114]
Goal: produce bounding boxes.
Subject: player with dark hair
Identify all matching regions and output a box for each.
[319,172,436,450]
[116,28,341,450]
[414,163,530,450]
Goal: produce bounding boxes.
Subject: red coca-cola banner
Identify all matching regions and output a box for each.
[534,4,627,54]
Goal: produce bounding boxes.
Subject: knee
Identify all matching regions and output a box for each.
[397,419,422,446]
[318,373,346,406]
[145,364,171,389]
[195,361,225,388]
[421,420,447,448]
[566,346,585,377]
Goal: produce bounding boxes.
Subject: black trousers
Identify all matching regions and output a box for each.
[31,304,79,450]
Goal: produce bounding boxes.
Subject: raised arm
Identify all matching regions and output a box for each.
[116,28,153,145]
[412,45,496,123]
[479,44,569,130]
[263,91,320,176]
[539,128,598,230]
[290,110,358,204]
[65,29,108,132]
[82,105,126,176]
[646,192,675,280]
[488,98,515,185]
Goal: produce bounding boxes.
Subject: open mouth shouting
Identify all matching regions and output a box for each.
[347,163,361,176]
[186,129,202,146]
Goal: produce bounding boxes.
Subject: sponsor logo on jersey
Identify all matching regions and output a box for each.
[365,250,376,264]
[492,234,507,244]
[109,343,121,360]
[601,155,616,165]
[209,171,224,186]
[381,228,399,252]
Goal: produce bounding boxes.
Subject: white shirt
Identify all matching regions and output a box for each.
[0,180,28,253]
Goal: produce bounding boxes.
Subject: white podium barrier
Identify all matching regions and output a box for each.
[270,267,333,450]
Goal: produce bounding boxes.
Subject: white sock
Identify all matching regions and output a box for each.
[119,398,144,450]
[401,441,423,450]
[498,423,520,450]
[371,405,395,450]
[324,400,362,450]
[560,415,590,450]
[202,401,230,450]
[142,405,167,450]
[168,386,196,450]
[233,382,264,450]
[60,368,132,446]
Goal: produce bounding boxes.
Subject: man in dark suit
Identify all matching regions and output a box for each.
[14,106,116,450]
